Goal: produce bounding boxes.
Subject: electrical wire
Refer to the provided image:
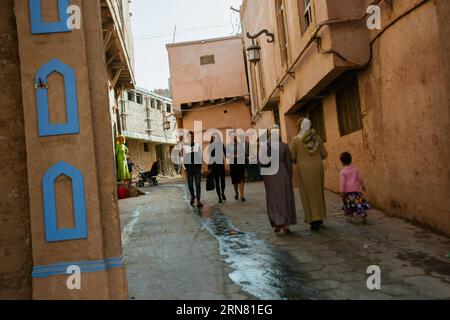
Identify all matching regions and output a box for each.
[137,24,231,40]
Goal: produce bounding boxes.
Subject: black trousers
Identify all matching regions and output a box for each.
[211,164,226,199]
[185,165,202,201]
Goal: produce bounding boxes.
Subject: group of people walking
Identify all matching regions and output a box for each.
[180,131,250,207]
[180,117,370,232]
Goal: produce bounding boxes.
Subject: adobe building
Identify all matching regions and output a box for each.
[241,0,450,236]
[166,35,253,150]
[0,0,134,299]
[120,87,178,175]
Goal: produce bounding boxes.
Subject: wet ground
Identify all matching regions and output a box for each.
[201,207,319,300]
[119,179,450,300]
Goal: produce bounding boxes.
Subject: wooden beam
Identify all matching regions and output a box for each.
[107,53,119,66]
[110,68,123,89]
[103,30,113,51]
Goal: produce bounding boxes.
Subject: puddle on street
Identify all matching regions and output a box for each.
[199,207,320,300]
[174,183,319,300]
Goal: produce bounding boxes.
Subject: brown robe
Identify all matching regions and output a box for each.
[263,142,297,227]
[290,135,328,224]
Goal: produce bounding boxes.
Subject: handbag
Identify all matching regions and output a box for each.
[206,171,215,191]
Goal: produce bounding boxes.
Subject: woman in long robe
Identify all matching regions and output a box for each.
[262,126,297,233]
[290,118,328,231]
[116,135,131,182]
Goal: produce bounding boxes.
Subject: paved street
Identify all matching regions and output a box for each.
[119,179,450,300]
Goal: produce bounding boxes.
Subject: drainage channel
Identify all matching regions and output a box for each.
[199,207,320,300]
[156,183,320,300]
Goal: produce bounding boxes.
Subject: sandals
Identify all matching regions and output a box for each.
[274,226,290,233]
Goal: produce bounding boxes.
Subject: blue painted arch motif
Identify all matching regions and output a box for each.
[29,0,71,34]
[35,59,80,136]
[42,161,88,242]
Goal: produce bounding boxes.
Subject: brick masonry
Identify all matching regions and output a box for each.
[0,0,33,299]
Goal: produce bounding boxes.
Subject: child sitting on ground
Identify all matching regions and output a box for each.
[339,152,370,223]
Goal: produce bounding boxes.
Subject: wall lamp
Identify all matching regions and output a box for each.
[246,30,275,64]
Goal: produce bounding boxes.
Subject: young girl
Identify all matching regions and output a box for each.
[339,152,370,223]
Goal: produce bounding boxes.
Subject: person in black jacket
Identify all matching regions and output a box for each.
[182,131,203,208]
[208,134,227,203]
[228,133,249,202]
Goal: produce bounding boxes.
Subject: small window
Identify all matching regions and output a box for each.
[273,108,281,127]
[143,143,150,153]
[157,101,162,110]
[276,0,289,66]
[309,104,326,142]
[336,77,363,136]
[136,94,143,105]
[166,104,172,113]
[256,40,266,100]
[298,0,313,34]
[304,0,313,30]
[150,99,155,109]
[200,55,215,65]
[127,92,135,102]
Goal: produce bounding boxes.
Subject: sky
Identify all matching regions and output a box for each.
[130,0,243,91]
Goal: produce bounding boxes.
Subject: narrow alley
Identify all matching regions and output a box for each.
[120,179,450,300]
[2,0,450,304]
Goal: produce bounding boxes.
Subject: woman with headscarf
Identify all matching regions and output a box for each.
[262,125,297,233]
[290,118,328,231]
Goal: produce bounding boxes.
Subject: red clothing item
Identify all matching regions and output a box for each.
[340,166,363,193]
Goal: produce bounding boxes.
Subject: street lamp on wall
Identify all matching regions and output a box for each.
[246,30,275,64]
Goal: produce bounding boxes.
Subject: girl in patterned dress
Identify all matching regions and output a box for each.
[339,152,370,223]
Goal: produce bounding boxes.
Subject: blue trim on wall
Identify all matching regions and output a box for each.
[35,59,80,137]
[42,161,88,242]
[29,0,71,34]
[32,257,123,278]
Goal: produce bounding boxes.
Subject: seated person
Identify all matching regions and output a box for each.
[149,160,159,177]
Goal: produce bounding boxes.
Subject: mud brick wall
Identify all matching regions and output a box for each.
[0,0,33,299]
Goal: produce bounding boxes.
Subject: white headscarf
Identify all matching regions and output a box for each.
[299,118,311,139]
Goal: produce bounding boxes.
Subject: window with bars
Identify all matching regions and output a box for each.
[166,104,172,113]
[275,0,289,67]
[298,0,313,34]
[336,77,363,136]
[127,91,135,102]
[200,55,215,65]
[309,103,326,142]
[304,0,313,29]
